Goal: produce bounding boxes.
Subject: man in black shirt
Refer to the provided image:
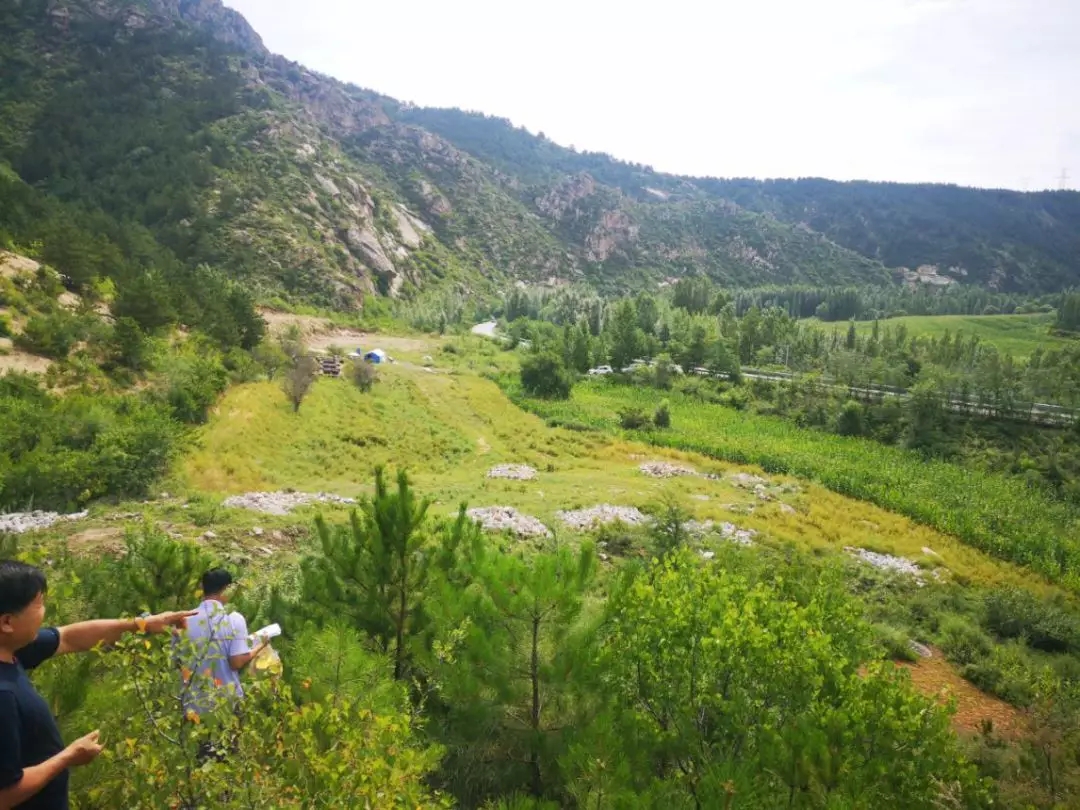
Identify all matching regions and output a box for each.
[0,560,195,810]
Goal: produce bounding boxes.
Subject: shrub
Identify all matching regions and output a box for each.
[282,355,319,413]
[836,399,864,436]
[873,623,918,662]
[983,587,1080,653]
[520,352,572,399]
[0,313,11,337]
[618,407,651,430]
[938,616,993,666]
[351,359,378,392]
[163,349,229,424]
[16,311,82,358]
[653,354,675,390]
[653,399,671,428]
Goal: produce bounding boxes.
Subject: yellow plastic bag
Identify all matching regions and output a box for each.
[251,641,282,677]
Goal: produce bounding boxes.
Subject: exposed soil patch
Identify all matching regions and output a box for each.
[898,650,1026,739]
[0,344,52,374]
[66,527,126,556]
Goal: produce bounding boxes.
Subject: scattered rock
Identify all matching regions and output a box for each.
[201,531,218,541]
[719,522,757,546]
[691,494,710,502]
[466,506,551,538]
[257,546,276,558]
[486,464,537,481]
[0,511,88,535]
[921,547,940,557]
[845,547,923,579]
[222,491,356,515]
[598,552,610,562]
[270,530,286,543]
[158,492,171,500]
[106,512,142,521]
[908,641,934,658]
[779,503,797,515]
[252,527,264,537]
[557,505,649,531]
[700,550,716,560]
[729,473,768,489]
[638,461,697,478]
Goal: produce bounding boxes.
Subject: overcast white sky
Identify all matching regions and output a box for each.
[225,0,1078,190]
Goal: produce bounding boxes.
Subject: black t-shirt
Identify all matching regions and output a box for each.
[0,628,67,810]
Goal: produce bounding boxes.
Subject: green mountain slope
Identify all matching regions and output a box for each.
[404,108,1080,294]
[2,0,1078,307]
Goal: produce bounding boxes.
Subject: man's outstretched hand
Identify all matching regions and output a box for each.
[65,731,104,767]
[143,610,198,634]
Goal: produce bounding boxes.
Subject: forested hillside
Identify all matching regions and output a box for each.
[4,0,1078,309]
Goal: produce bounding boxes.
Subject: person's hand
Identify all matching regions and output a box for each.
[143,610,198,634]
[65,731,104,767]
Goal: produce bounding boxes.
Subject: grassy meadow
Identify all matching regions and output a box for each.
[813,313,1073,357]
[146,356,1073,598]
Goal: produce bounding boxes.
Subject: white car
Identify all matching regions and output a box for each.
[588,365,614,376]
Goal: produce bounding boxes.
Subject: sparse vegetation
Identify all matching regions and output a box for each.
[282,356,319,413]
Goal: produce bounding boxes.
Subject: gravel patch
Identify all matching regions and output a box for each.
[222,492,356,515]
[639,461,697,478]
[557,505,648,531]
[845,547,923,578]
[0,510,88,535]
[487,464,537,481]
[467,507,551,538]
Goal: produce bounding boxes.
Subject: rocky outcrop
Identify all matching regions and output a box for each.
[50,0,267,54]
[585,208,639,262]
[536,173,597,221]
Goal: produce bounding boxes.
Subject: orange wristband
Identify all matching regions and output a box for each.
[134,617,147,633]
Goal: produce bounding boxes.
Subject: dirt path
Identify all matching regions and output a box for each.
[899,650,1026,738]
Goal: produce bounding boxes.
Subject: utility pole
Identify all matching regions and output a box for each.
[1060,168,1070,191]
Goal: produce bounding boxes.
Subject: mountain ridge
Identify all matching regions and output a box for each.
[1,0,1078,309]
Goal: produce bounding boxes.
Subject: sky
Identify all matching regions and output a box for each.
[224,0,1079,190]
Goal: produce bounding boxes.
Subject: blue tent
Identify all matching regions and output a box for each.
[364,349,387,364]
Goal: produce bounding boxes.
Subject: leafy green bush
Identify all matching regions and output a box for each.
[0,383,180,510]
[618,407,650,429]
[0,313,11,337]
[653,398,671,428]
[15,310,83,358]
[162,346,229,424]
[519,352,571,399]
[939,616,994,665]
[983,588,1080,653]
[350,359,378,392]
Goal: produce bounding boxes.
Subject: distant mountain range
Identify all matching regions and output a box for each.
[2,0,1079,309]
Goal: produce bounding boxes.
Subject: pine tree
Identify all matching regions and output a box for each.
[301,468,432,680]
[426,537,597,799]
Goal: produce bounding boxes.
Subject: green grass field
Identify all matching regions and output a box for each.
[813,313,1074,357]
[511,379,1080,591]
